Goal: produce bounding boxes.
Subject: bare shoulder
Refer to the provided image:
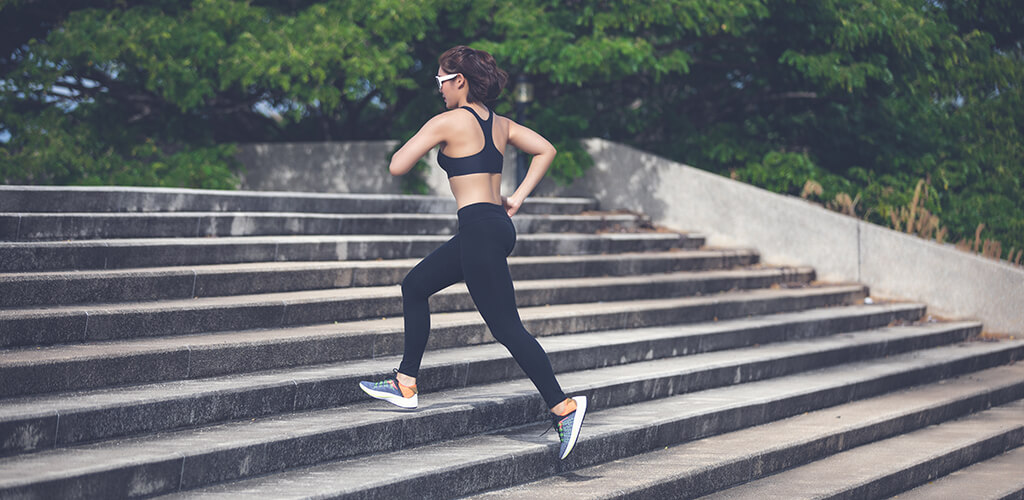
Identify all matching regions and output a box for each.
[419,109,469,138]
[503,114,529,138]
[493,113,512,137]
[427,109,462,125]
[441,107,484,127]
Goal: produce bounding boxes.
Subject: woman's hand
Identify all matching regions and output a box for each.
[502,195,523,217]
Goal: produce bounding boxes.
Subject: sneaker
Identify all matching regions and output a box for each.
[552,396,587,459]
[358,369,418,409]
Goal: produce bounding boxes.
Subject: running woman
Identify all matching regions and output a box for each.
[358,45,587,460]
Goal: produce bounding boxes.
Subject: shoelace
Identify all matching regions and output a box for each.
[373,379,398,390]
[539,415,569,439]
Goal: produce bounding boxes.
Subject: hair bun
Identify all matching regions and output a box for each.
[439,46,509,105]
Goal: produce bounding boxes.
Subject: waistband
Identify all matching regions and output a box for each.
[457,202,508,229]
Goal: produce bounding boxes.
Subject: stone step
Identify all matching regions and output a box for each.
[0,266,814,349]
[470,364,1024,499]
[0,327,1014,499]
[700,400,1024,500]
[129,340,1024,500]
[0,284,869,397]
[0,303,925,455]
[0,186,597,214]
[0,250,759,307]
[0,212,650,241]
[891,445,1024,500]
[0,232,704,272]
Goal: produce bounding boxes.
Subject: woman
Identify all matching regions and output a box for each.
[358,45,587,460]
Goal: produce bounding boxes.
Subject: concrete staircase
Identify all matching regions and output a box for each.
[0,185,1021,500]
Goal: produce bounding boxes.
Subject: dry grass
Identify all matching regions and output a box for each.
[804,177,1019,268]
[889,179,947,243]
[974,331,1019,342]
[955,223,1024,265]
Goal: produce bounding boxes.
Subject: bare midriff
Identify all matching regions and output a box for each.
[449,173,503,209]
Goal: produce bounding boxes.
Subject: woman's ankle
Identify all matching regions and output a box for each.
[396,372,417,387]
[550,398,577,416]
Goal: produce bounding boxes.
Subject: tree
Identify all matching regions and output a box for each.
[1,0,436,187]
[2,0,1021,259]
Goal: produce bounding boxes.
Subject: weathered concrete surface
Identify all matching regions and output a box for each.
[0,285,869,396]
[532,139,1024,335]
[235,141,523,196]
[0,304,927,455]
[235,141,405,194]
[471,363,1024,500]
[701,399,1024,500]
[0,250,759,308]
[233,139,1022,334]
[130,341,1023,500]
[894,444,1024,500]
[0,267,815,350]
[1,186,595,214]
[1,184,1020,497]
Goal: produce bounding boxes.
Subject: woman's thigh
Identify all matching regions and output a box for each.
[402,233,464,298]
[459,220,519,327]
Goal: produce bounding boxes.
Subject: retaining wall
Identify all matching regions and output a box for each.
[535,139,1023,335]
[236,141,521,197]
[233,139,1023,334]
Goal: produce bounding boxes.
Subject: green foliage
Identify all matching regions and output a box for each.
[1,0,1021,261]
[546,139,594,186]
[646,0,1024,261]
[0,98,240,188]
[1,0,434,188]
[734,151,820,195]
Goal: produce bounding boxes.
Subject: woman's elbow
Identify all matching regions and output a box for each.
[388,161,404,177]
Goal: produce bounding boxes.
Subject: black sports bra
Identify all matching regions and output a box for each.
[437,106,504,178]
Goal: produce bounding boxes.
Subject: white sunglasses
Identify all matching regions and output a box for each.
[435,73,460,90]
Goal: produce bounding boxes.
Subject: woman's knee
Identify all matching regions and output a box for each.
[401,274,425,300]
[489,325,532,349]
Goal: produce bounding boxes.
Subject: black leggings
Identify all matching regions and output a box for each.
[397,202,568,409]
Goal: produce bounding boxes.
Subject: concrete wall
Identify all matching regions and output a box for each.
[236,141,522,197]
[236,141,405,194]
[532,139,1023,335]
[233,139,1023,334]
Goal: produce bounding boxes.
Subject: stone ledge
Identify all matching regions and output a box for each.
[472,363,1024,499]
[122,341,1022,499]
[0,185,596,214]
[0,304,928,455]
[0,250,759,308]
[532,138,1024,335]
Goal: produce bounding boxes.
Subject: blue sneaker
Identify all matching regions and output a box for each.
[552,396,587,459]
[359,369,418,409]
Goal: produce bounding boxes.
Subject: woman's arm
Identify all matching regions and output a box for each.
[504,120,557,216]
[389,114,449,176]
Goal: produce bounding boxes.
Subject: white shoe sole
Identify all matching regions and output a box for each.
[560,396,588,459]
[359,383,418,409]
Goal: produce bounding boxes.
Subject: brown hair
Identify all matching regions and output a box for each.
[438,45,509,104]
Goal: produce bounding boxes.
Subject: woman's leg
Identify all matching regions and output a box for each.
[396,234,464,378]
[458,216,568,409]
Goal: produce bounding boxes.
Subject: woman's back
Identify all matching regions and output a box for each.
[438,105,509,208]
[438,105,509,160]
